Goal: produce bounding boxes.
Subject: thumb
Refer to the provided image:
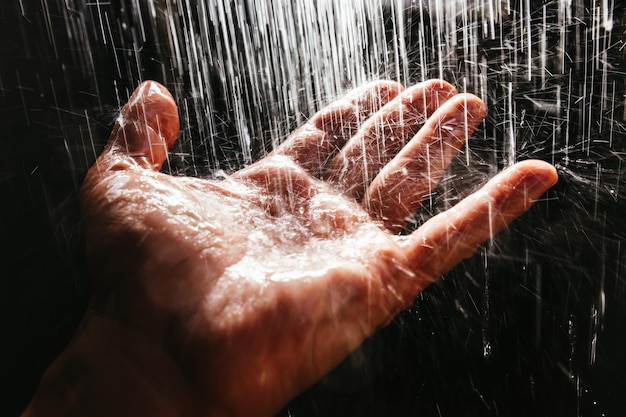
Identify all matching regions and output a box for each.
[102,81,180,171]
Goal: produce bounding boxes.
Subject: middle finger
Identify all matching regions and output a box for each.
[323,80,457,200]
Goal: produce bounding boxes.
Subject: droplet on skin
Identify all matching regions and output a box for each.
[104,174,130,200]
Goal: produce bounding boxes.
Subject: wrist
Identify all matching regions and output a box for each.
[22,311,201,417]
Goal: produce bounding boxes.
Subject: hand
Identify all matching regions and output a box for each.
[24,80,557,417]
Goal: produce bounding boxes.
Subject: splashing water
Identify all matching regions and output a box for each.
[3,0,626,415]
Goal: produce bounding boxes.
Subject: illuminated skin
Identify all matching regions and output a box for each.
[22,80,558,417]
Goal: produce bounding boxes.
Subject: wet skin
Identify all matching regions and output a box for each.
[22,80,558,417]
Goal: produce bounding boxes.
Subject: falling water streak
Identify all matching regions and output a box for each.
[389,1,403,85]
[576,374,581,417]
[426,143,432,209]
[582,28,590,156]
[525,0,531,80]
[599,5,609,134]
[487,0,496,40]
[134,0,147,42]
[568,314,577,378]
[617,159,623,200]
[447,0,456,54]
[535,263,543,348]
[92,0,108,46]
[84,109,98,164]
[481,246,491,359]
[166,1,183,79]
[463,77,470,166]
[565,68,572,165]
[432,0,444,81]
[558,0,566,75]
[552,121,556,166]
[589,306,598,366]
[506,82,516,167]
[541,4,547,87]
[104,12,122,78]
[417,4,427,81]
[590,217,608,368]
[41,0,59,59]
[599,239,606,329]
[461,0,469,58]
[609,80,616,147]
[594,163,600,220]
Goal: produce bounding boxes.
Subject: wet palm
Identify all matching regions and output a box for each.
[76,80,557,417]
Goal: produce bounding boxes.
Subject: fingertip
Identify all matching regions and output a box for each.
[109,80,180,170]
[347,79,405,98]
[344,79,405,119]
[397,79,458,116]
[462,93,487,118]
[423,79,459,98]
[429,94,487,136]
[128,81,179,146]
[511,159,559,193]
[371,79,405,99]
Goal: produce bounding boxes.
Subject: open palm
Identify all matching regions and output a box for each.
[68,80,558,417]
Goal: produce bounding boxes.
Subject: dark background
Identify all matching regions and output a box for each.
[1,0,625,416]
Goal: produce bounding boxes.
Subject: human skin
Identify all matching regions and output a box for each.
[22,80,558,417]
